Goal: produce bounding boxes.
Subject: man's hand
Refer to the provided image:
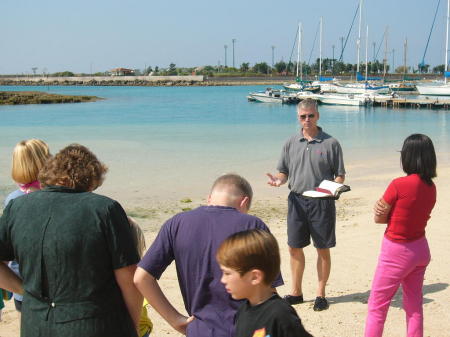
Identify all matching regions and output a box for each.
[173,315,195,335]
[266,173,283,187]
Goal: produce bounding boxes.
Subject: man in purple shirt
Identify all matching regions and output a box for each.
[134,174,282,337]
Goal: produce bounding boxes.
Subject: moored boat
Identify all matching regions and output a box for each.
[247,88,299,104]
[317,93,367,106]
[333,82,389,94]
[416,84,450,96]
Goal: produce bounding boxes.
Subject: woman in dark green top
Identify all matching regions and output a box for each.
[0,144,142,337]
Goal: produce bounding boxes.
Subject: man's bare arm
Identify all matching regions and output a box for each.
[134,267,193,335]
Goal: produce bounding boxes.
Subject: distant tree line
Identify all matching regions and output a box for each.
[19,61,450,78]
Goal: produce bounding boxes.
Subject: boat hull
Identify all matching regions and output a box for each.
[416,85,450,96]
[318,94,366,106]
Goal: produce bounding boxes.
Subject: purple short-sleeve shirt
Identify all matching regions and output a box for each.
[138,205,283,337]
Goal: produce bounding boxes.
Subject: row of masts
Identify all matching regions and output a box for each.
[295,0,450,82]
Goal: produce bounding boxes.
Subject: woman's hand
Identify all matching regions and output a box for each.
[373,199,389,216]
[373,198,391,224]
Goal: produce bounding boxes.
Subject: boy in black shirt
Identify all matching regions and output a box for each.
[216,229,312,337]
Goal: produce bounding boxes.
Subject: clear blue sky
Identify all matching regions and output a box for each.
[0,0,447,74]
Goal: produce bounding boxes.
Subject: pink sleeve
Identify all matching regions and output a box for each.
[382,180,398,206]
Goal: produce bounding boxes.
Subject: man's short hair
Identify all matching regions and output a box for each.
[297,98,318,112]
[216,229,280,285]
[211,173,253,207]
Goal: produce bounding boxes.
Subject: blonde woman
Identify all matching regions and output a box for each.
[4,139,50,313]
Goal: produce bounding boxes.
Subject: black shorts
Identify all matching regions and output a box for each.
[287,192,336,249]
[14,298,22,312]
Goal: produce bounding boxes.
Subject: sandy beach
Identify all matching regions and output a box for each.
[1,154,449,337]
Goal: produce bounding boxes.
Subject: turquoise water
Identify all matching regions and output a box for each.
[0,85,449,201]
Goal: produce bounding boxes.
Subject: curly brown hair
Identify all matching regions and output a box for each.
[39,144,108,191]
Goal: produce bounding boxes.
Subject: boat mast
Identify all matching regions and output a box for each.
[383,26,389,77]
[356,0,363,74]
[403,38,408,80]
[365,25,369,82]
[296,22,301,79]
[445,0,449,83]
[300,23,303,81]
[319,17,323,79]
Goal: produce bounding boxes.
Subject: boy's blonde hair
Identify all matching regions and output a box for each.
[12,139,50,184]
[128,217,146,258]
[216,229,280,285]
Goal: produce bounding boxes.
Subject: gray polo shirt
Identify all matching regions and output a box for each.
[277,127,345,194]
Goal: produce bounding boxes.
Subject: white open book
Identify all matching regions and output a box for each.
[302,180,351,199]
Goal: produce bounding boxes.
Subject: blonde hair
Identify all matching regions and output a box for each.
[12,139,50,184]
[128,217,146,258]
[216,229,280,285]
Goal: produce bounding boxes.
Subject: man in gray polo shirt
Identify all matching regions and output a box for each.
[267,98,345,311]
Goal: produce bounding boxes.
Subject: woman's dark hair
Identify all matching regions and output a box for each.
[401,134,437,185]
[39,144,108,191]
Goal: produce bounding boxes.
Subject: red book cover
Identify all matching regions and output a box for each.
[315,187,333,195]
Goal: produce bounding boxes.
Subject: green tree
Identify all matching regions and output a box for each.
[168,63,177,75]
[433,64,445,74]
[252,62,270,74]
[240,62,250,72]
[418,63,430,73]
[274,61,287,74]
[395,65,410,74]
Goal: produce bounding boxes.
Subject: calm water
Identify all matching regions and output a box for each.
[0,85,449,201]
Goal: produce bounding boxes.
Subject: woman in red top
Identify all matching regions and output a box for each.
[365,134,437,337]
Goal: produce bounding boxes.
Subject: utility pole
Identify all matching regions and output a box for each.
[232,39,236,68]
[403,38,408,78]
[224,45,228,67]
[271,46,275,68]
[383,26,389,77]
[372,42,376,62]
[392,48,395,73]
[332,44,335,74]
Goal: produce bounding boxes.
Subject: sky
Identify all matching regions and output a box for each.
[0,0,448,74]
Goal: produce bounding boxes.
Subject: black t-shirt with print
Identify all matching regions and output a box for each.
[235,294,313,337]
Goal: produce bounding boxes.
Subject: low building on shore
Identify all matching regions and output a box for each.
[109,68,135,76]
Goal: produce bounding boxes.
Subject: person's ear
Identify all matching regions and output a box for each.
[250,269,265,285]
[207,194,212,204]
[239,196,250,213]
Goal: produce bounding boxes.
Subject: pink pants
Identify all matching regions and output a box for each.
[365,236,430,337]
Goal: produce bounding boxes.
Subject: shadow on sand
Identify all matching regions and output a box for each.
[326,282,448,308]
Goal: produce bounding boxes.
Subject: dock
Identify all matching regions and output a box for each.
[372,97,450,109]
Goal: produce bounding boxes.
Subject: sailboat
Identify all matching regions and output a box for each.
[332,0,389,94]
[283,23,320,92]
[416,0,450,95]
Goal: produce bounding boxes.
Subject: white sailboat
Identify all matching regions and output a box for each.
[284,22,320,92]
[317,94,367,106]
[417,0,450,95]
